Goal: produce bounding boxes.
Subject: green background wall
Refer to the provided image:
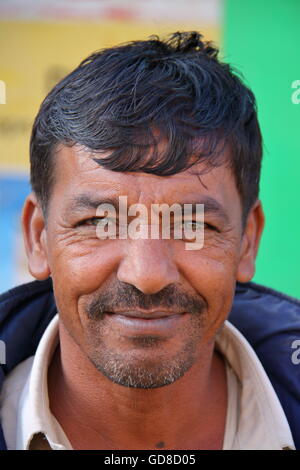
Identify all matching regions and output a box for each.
[223,0,300,298]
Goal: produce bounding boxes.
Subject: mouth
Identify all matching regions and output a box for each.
[109,309,183,319]
[104,310,189,334]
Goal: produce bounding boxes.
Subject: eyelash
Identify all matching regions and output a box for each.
[76,217,218,232]
[76,217,105,227]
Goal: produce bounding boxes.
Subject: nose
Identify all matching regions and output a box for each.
[117,239,180,295]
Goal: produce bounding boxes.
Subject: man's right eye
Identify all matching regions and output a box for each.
[76,217,111,227]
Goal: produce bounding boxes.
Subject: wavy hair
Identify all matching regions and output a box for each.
[30,31,262,226]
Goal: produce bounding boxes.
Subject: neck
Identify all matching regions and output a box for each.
[48,319,227,450]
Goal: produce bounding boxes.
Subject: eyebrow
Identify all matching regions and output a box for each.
[66,194,120,213]
[65,193,230,224]
[182,196,230,224]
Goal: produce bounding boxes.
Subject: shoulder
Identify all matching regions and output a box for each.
[229,281,300,449]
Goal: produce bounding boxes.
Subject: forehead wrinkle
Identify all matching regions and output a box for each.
[57,150,235,224]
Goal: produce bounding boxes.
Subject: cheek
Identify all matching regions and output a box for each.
[48,241,122,337]
[180,246,239,333]
[182,238,239,284]
[49,240,121,295]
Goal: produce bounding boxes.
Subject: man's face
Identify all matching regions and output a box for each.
[24,144,262,388]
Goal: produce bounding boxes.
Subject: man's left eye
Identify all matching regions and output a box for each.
[183,221,203,230]
[181,221,216,231]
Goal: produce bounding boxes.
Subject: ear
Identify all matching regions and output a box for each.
[236,199,265,283]
[21,192,51,280]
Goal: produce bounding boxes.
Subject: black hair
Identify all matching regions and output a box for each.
[30,31,262,225]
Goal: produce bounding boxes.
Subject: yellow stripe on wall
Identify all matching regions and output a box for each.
[0,21,220,169]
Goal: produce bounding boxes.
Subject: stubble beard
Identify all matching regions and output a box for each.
[84,313,205,389]
[82,281,208,389]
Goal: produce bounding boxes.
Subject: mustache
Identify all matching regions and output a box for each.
[87,282,207,319]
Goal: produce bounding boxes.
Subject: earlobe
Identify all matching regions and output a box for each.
[236,200,265,283]
[21,193,51,280]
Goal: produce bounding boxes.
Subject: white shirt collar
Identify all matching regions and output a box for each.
[1,314,295,450]
[16,315,72,450]
[215,321,295,449]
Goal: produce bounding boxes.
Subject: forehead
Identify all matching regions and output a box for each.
[51,144,241,209]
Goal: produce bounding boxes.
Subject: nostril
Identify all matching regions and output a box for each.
[117,240,180,293]
[117,268,180,296]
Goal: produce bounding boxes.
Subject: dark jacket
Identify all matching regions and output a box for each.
[0,278,300,450]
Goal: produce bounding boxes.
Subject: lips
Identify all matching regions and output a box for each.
[109,310,183,319]
[105,310,188,334]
